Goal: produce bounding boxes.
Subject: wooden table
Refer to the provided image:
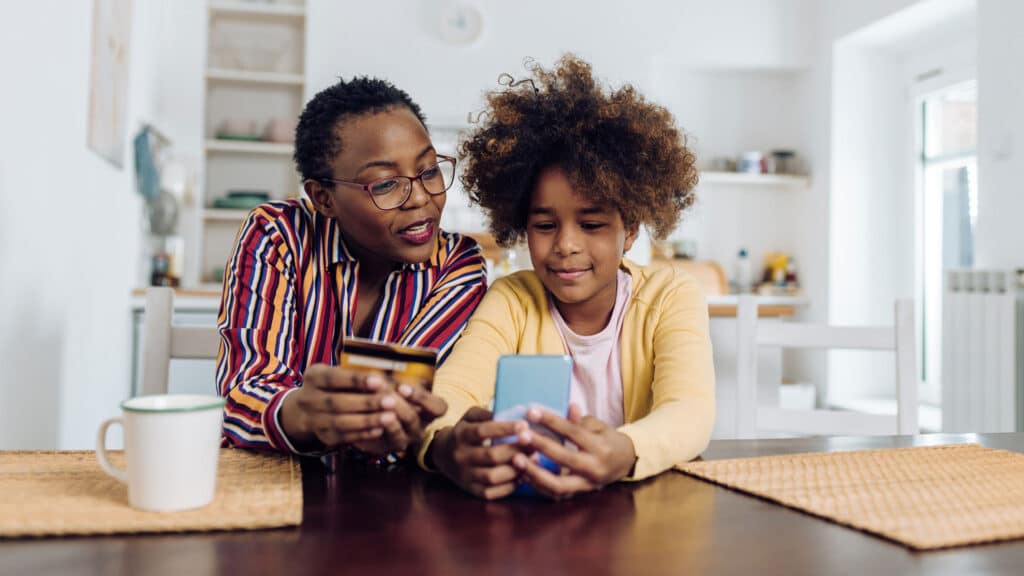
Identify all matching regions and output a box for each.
[5,433,1024,575]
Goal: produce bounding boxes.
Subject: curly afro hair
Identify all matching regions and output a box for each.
[294,77,426,181]
[459,54,698,247]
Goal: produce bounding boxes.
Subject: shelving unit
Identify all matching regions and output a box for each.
[701,171,810,188]
[196,0,306,285]
[208,1,306,20]
[204,139,295,156]
[206,68,304,87]
[202,208,251,222]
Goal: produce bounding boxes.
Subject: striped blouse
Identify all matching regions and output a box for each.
[215,199,487,452]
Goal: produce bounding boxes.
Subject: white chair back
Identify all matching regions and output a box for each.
[735,295,917,438]
[141,287,222,395]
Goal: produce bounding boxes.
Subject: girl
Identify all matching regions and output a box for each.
[419,55,715,499]
[217,77,487,456]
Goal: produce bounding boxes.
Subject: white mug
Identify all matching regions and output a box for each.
[96,394,226,512]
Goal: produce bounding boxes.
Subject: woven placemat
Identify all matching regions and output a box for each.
[0,449,302,538]
[680,443,1024,550]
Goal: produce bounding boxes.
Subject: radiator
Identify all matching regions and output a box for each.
[942,269,1024,433]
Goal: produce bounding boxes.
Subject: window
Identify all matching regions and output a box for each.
[917,80,977,406]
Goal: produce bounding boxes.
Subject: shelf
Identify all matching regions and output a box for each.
[209,2,305,20]
[206,68,304,87]
[205,139,294,156]
[701,171,810,188]
[203,208,252,222]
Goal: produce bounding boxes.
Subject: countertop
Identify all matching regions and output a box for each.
[131,288,808,318]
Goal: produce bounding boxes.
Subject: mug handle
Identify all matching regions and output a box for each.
[96,417,128,484]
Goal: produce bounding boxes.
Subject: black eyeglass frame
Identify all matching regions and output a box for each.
[312,154,457,211]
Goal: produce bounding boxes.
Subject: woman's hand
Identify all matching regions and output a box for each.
[279,364,447,455]
[430,407,529,500]
[512,404,636,500]
[351,381,448,456]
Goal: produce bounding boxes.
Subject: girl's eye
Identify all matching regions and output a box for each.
[581,222,607,230]
[420,166,441,180]
[531,222,556,231]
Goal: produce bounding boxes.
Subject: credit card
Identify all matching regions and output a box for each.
[339,337,438,390]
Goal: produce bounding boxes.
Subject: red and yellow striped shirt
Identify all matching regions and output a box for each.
[216,199,487,452]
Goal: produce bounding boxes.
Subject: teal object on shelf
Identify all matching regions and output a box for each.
[212,191,270,210]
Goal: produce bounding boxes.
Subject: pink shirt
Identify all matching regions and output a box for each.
[549,269,632,427]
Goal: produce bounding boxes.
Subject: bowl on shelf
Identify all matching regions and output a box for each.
[212,191,271,210]
[215,119,262,141]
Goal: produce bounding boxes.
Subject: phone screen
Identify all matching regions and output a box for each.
[492,355,572,496]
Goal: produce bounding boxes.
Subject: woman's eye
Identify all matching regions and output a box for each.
[370,179,400,195]
[420,166,441,180]
[581,222,607,230]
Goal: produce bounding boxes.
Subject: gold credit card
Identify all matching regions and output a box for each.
[339,337,438,390]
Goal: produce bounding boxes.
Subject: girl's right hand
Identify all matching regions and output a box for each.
[430,407,528,500]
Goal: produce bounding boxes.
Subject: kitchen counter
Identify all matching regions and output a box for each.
[131,289,808,317]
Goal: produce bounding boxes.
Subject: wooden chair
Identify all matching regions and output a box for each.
[141,287,222,395]
[735,295,918,438]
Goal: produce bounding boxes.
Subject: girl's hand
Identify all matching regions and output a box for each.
[512,404,637,500]
[430,407,529,500]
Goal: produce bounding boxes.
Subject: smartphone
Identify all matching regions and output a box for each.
[492,355,572,496]
[339,337,438,391]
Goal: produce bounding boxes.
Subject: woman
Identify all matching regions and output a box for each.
[217,77,487,456]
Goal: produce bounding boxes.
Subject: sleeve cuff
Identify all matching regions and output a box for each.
[266,388,327,456]
[617,424,655,482]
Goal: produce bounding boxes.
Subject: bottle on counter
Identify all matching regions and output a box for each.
[734,248,752,294]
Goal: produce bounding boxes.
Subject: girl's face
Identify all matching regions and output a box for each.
[526,166,637,318]
[306,106,446,266]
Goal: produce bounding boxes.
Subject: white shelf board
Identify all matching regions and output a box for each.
[829,396,942,433]
[206,68,304,87]
[701,171,810,188]
[205,139,294,156]
[203,208,252,222]
[209,1,305,20]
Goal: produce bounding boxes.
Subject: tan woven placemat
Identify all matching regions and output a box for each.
[0,449,302,538]
[680,443,1024,550]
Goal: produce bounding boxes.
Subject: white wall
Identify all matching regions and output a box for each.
[308,0,813,123]
[0,0,202,449]
[976,0,1024,269]
[308,0,815,269]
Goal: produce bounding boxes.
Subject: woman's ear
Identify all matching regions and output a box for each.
[623,226,640,253]
[304,179,333,216]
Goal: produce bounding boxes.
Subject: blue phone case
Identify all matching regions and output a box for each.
[492,355,572,497]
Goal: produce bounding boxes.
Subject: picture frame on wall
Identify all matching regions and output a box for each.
[87,0,133,168]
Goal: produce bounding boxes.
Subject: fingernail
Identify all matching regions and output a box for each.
[519,430,533,444]
[380,395,396,409]
[366,374,385,389]
[380,412,396,424]
[514,420,528,433]
[527,407,542,421]
[513,454,528,469]
[371,428,383,437]
[398,384,413,397]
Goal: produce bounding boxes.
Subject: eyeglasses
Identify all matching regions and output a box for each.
[317,155,457,211]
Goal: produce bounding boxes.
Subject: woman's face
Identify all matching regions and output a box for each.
[307,106,446,266]
[526,166,637,314]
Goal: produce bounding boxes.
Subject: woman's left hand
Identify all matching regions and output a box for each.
[352,382,448,456]
[512,404,636,500]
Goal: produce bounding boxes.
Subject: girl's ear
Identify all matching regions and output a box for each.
[623,226,640,253]
[305,179,333,216]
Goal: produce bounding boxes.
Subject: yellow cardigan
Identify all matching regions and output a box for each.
[418,259,716,480]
